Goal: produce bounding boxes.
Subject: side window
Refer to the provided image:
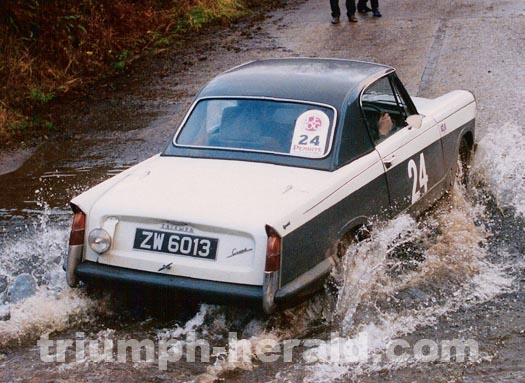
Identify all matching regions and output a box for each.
[361,76,407,143]
[392,83,409,118]
[391,75,418,117]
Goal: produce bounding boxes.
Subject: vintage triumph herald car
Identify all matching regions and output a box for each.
[66,58,475,313]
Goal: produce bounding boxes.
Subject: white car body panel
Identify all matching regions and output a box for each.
[278,150,385,234]
[73,150,388,286]
[75,157,336,285]
[65,59,476,313]
[412,90,476,134]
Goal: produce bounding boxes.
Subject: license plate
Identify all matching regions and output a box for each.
[133,228,218,260]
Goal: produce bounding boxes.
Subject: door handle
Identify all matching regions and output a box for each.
[384,154,396,169]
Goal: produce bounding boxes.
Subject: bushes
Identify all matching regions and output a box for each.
[0,0,246,144]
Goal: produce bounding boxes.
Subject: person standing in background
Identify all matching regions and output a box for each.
[330,0,358,24]
[357,0,382,17]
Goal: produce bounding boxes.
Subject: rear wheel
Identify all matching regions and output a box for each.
[328,225,370,291]
[336,225,370,259]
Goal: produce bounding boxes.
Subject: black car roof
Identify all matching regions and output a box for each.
[196,58,394,108]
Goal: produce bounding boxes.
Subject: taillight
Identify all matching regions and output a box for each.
[265,225,281,272]
[69,204,86,246]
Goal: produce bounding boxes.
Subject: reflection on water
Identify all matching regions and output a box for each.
[0,163,132,236]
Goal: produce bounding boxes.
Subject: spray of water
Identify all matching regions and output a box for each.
[0,203,108,348]
[300,185,515,382]
[473,122,525,217]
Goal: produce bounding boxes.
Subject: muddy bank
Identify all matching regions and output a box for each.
[0,0,298,176]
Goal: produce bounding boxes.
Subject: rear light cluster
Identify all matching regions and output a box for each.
[69,204,86,246]
[265,225,281,272]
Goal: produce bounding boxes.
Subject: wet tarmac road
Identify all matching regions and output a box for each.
[1,0,524,382]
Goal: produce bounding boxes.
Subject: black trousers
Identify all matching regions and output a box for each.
[330,0,356,17]
[357,0,379,10]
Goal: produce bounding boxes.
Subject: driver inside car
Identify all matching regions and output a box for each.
[377,112,394,137]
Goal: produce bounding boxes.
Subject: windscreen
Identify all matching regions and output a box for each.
[174,98,336,159]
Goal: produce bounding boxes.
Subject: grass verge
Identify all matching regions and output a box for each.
[0,0,264,147]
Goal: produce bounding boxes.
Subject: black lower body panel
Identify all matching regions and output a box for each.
[76,262,263,306]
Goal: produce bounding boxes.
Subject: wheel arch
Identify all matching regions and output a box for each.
[336,215,371,256]
[338,216,370,238]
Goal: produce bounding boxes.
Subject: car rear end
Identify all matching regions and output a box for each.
[65,206,286,307]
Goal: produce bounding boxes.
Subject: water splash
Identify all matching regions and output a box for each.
[473,122,525,217]
[0,204,67,291]
[300,187,514,382]
[156,304,211,340]
[0,202,106,348]
[333,215,415,336]
[0,289,103,348]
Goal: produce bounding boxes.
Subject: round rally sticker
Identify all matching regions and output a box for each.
[290,110,330,158]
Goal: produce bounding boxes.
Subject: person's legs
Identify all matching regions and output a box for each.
[345,0,356,17]
[370,0,381,17]
[330,0,341,17]
[357,0,370,11]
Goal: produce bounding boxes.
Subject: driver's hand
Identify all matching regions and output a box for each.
[378,113,393,137]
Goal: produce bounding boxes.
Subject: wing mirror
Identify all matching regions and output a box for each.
[406,114,423,129]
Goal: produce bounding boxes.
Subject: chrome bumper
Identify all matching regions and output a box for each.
[66,244,83,287]
[262,257,335,313]
[262,270,279,314]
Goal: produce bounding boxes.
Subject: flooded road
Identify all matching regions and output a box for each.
[1,0,524,382]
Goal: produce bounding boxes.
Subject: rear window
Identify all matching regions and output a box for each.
[174,98,336,159]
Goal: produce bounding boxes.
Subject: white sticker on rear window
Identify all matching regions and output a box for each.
[290,110,330,158]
